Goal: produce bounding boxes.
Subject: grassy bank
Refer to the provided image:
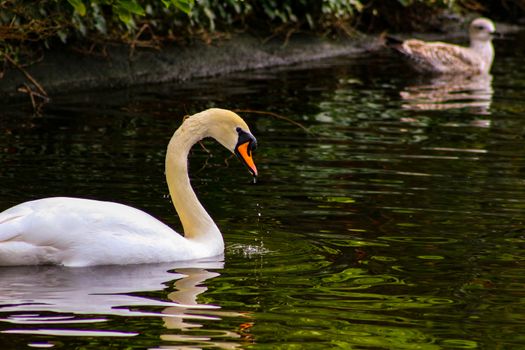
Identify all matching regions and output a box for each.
[1,1,523,54]
[0,0,523,106]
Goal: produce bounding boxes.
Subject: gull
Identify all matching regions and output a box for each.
[385,18,499,75]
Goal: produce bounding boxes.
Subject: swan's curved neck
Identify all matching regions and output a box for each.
[165,115,222,246]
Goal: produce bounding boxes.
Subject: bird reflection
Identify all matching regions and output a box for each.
[0,259,249,348]
[400,74,493,115]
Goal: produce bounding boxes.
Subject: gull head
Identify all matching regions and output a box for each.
[469,18,497,42]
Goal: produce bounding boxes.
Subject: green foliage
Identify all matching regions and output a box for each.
[186,0,252,31]
[0,0,522,53]
[67,0,87,16]
[396,0,453,6]
[64,0,194,26]
[322,0,363,17]
[163,0,194,14]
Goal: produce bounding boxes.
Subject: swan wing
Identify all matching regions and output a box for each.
[0,197,190,266]
[0,202,33,242]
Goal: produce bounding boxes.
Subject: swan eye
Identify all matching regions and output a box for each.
[236,128,257,152]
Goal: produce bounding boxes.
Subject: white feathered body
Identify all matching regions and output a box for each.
[0,197,220,267]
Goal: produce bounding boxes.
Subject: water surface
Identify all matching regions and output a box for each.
[1,30,525,349]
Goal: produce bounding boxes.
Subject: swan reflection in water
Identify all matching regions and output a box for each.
[400,74,493,117]
[0,259,249,348]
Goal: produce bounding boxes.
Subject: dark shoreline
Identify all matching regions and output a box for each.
[0,33,377,102]
[1,19,520,103]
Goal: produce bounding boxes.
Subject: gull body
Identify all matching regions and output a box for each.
[386,18,498,75]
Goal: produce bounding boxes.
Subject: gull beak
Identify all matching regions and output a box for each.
[491,31,503,38]
[234,130,258,178]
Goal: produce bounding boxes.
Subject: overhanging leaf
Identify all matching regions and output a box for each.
[116,0,145,16]
[67,0,86,16]
[170,0,194,15]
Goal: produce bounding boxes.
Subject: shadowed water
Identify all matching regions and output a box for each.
[0,29,525,349]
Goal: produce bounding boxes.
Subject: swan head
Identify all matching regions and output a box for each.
[469,18,498,43]
[203,108,258,177]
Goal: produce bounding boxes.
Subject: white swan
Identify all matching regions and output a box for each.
[386,18,499,75]
[0,108,258,267]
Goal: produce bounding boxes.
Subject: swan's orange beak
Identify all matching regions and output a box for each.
[236,141,258,177]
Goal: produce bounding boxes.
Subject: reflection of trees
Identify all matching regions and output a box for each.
[0,260,249,349]
[400,74,493,115]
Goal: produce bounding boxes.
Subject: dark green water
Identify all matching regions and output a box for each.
[1,30,525,349]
